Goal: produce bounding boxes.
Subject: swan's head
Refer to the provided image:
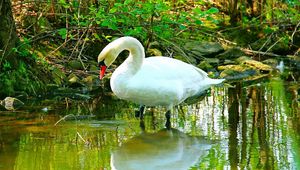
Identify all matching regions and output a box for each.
[97,36,144,79]
[97,41,120,79]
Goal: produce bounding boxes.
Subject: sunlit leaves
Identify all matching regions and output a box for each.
[54,1,221,41]
[58,28,67,39]
[189,7,219,26]
[206,7,219,14]
[3,61,11,70]
[125,27,146,38]
[59,0,70,9]
[101,18,118,31]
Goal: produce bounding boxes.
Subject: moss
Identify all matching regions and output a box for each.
[242,60,273,73]
[218,64,257,80]
[197,61,213,71]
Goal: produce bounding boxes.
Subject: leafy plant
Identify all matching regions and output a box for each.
[56,0,220,41]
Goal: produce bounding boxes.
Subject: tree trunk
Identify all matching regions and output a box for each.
[229,0,239,25]
[0,0,18,67]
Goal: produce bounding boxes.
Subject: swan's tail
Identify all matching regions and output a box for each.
[208,78,225,85]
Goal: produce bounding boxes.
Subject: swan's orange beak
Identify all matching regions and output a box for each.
[99,61,107,80]
[99,65,107,80]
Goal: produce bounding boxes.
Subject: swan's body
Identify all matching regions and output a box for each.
[98,37,224,109]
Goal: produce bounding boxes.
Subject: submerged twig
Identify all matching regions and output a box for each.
[76,131,87,143]
[54,114,77,126]
[54,113,89,145]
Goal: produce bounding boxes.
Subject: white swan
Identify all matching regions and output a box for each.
[98,37,224,114]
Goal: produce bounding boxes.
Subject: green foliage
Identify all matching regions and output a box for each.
[0,61,28,96]
[56,0,220,41]
[58,28,68,39]
[0,39,46,97]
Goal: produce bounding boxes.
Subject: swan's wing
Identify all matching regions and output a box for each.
[135,56,208,81]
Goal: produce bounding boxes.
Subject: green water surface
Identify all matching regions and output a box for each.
[0,77,299,170]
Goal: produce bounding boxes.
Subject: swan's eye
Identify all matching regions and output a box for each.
[98,60,105,67]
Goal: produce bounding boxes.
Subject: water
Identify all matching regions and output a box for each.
[0,77,299,170]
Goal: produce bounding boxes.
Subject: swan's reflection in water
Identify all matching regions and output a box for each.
[111,128,214,170]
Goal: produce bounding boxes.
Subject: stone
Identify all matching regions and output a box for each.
[224,59,236,65]
[216,47,245,60]
[83,75,98,85]
[68,60,84,70]
[262,58,279,67]
[218,65,257,80]
[197,61,213,71]
[242,60,273,73]
[67,73,83,87]
[147,48,162,56]
[68,73,80,84]
[236,56,252,64]
[204,58,220,65]
[0,97,24,110]
[184,41,224,58]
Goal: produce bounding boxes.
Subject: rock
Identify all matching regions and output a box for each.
[83,75,98,85]
[67,73,83,87]
[216,47,245,60]
[242,60,273,73]
[68,73,80,84]
[147,48,162,56]
[218,58,273,80]
[262,58,279,67]
[197,61,213,71]
[218,65,257,80]
[204,58,220,66]
[196,58,221,72]
[218,65,244,71]
[0,97,24,110]
[236,56,252,64]
[224,59,236,65]
[68,60,84,70]
[184,41,224,58]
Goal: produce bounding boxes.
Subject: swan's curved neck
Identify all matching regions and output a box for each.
[116,37,145,75]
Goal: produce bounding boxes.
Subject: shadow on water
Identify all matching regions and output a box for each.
[0,75,299,169]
